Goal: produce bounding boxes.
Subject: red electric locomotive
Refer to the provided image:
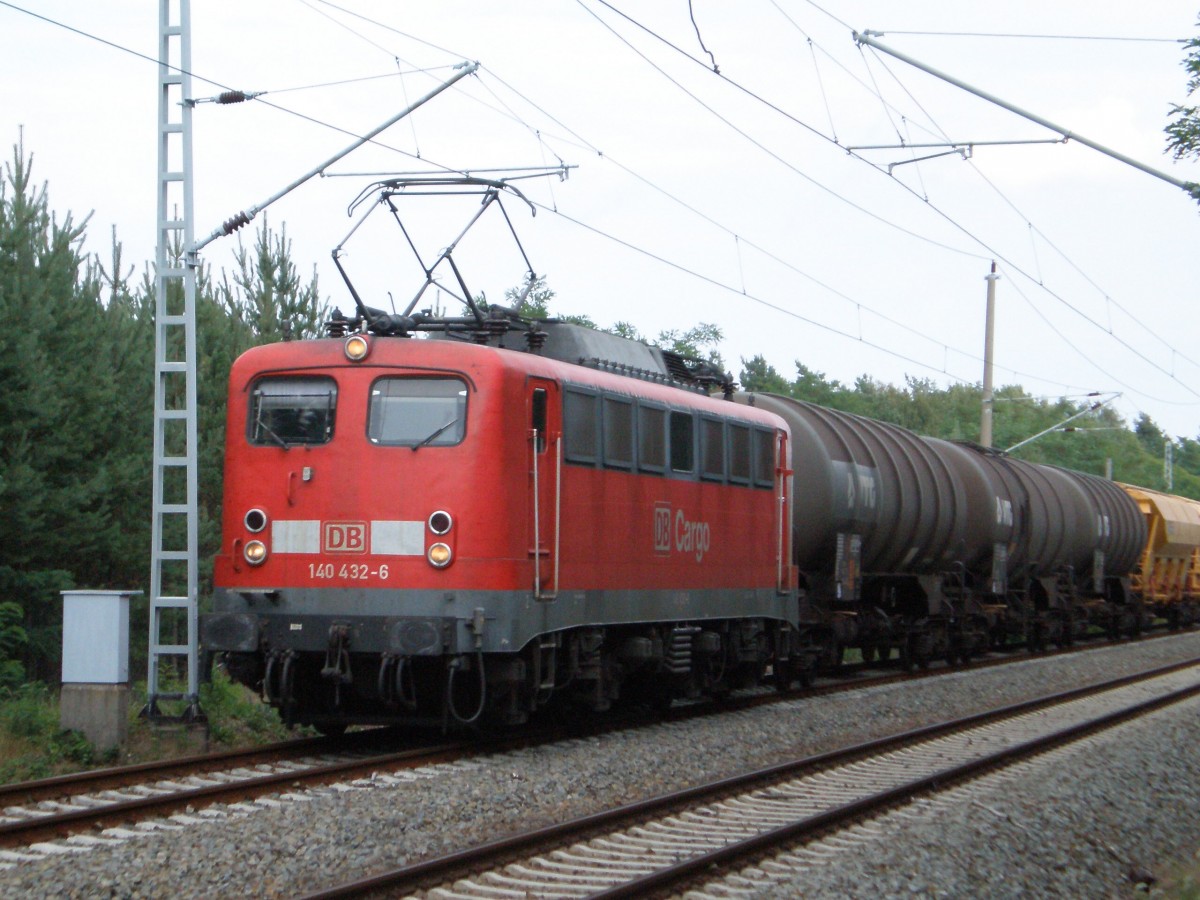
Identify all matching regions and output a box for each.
[202,314,798,732]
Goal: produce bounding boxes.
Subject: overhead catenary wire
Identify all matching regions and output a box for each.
[0,0,1041,390]
[574,0,986,261]
[786,3,1200,385]
[5,0,1195,418]
[851,32,1200,382]
[2,0,1130,401]
[573,0,1200,405]
[477,69,1022,384]
[590,2,1200,405]
[854,30,1198,195]
[1000,267,1191,405]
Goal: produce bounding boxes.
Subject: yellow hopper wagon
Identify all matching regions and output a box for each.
[1120,483,1200,627]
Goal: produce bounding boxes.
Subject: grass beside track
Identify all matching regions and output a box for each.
[0,669,298,784]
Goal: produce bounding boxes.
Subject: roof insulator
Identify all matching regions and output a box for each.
[221,211,252,235]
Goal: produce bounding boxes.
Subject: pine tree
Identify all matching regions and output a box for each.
[0,140,122,678]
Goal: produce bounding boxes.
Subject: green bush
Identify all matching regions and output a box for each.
[199,666,292,744]
[0,682,56,738]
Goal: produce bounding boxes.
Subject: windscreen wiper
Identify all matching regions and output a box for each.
[412,417,458,452]
[256,417,292,450]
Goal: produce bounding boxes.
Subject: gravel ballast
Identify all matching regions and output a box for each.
[3,633,1200,898]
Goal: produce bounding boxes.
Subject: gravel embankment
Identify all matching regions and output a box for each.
[3,633,1200,899]
[702,691,1200,898]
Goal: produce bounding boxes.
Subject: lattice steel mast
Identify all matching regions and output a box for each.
[145,0,201,720]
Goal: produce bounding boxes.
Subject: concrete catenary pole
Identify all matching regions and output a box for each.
[981,261,999,448]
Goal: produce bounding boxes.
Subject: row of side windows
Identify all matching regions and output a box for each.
[563,386,775,488]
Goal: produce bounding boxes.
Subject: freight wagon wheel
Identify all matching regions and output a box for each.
[819,637,844,672]
[948,638,969,668]
[796,663,814,689]
[860,643,878,665]
[1028,621,1045,653]
[1059,612,1075,648]
[912,635,931,671]
[945,638,961,668]
[900,626,931,672]
[1128,605,1144,638]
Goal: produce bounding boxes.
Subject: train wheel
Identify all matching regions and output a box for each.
[1129,608,1144,638]
[777,658,799,692]
[902,634,930,672]
[955,639,973,667]
[946,633,963,667]
[825,641,845,672]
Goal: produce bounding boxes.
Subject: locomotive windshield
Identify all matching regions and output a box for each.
[248,377,337,447]
[368,377,468,447]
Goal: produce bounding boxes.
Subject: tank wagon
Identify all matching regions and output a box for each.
[734,394,1148,668]
[202,315,798,732]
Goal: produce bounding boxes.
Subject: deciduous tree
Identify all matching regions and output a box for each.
[1165,18,1200,203]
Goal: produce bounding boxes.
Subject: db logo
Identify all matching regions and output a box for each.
[653,504,672,555]
[324,521,367,554]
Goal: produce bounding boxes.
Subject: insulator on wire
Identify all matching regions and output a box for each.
[217,91,250,104]
[221,212,252,235]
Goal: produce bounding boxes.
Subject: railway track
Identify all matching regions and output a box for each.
[0,631,1185,862]
[0,730,471,852]
[295,656,1200,899]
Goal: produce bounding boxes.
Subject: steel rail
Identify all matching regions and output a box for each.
[0,738,469,850]
[0,732,365,806]
[2,630,1188,856]
[598,670,1200,898]
[294,654,1200,899]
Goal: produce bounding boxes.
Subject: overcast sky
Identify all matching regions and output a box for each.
[3,1,1199,441]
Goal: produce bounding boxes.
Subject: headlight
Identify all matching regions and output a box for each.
[244,508,267,533]
[428,510,452,535]
[344,334,370,361]
[244,540,268,566]
[427,542,452,568]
